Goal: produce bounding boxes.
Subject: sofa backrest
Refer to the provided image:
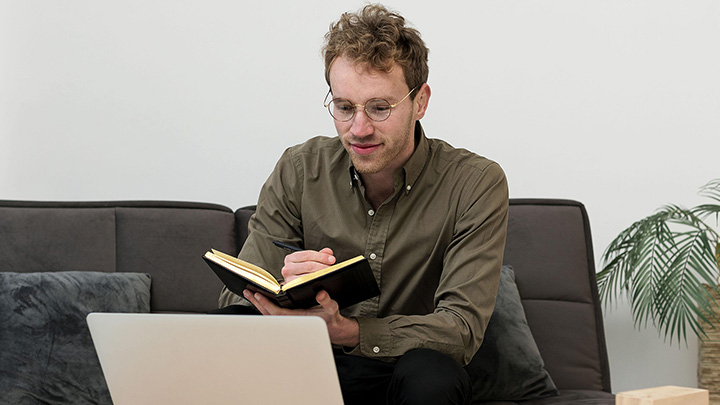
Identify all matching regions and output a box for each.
[503,199,611,393]
[0,198,611,393]
[0,201,238,313]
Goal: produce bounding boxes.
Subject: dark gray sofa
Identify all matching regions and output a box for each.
[0,199,613,404]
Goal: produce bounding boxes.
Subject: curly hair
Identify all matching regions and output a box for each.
[322,4,429,96]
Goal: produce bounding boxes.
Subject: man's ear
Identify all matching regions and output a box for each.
[413,83,431,120]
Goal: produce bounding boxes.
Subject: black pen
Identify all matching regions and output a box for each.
[272,240,304,253]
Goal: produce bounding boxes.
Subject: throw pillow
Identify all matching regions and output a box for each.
[0,271,151,405]
[465,265,558,401]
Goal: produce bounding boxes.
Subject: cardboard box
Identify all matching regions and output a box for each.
[616,385,709,405]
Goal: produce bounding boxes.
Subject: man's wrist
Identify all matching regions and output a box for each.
[332,316,360,348]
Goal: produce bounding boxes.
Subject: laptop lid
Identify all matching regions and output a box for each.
[87,313,344,405]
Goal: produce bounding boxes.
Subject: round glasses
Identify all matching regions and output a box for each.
[323,87,417,122]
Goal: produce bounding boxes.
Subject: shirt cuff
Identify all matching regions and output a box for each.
[355,317,395,358]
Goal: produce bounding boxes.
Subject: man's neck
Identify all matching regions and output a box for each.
[361,171,397,210]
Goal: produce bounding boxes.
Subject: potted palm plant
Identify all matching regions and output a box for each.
[597,178,720,400]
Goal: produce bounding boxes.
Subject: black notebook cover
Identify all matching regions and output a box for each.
[204,255,380,310]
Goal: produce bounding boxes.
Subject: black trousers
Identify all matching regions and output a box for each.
[334,348,471,405]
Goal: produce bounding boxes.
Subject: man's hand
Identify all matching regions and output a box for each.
[280,247,336,283]
[242,289,360,348]
[242,246,358,347]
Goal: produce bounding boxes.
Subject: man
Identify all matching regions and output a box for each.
[219,4,508,404]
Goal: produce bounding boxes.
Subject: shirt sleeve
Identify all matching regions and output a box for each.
[218,147,305,308]
[350,162,509,365]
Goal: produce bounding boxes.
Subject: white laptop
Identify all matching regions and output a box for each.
[87,313,344,405]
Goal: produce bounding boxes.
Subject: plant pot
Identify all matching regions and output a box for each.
[699,284,720,404]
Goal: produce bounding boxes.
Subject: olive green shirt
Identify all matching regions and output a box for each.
[219,123,508,365]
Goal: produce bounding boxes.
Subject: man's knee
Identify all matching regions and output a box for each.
[389,348,471,405]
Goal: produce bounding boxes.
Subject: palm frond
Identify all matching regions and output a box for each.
[694,179,720,227]
[598,182,720,345]
[653,227,718,342]
[693,204,720,228]
[599,210,676,329]
[598,213,664,303]
[699,179,720,203]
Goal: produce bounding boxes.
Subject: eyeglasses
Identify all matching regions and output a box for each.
[323,87,417,122]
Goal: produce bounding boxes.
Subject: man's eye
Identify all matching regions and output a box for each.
[368,103,391,113]
[334,102,354,112]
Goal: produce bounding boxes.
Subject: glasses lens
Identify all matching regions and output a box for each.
[329,100,355,122]
[365,99,392,122]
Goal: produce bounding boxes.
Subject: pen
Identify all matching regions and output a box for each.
[272,240,304,253]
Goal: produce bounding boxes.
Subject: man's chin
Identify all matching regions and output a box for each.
[352,163,381,175]
[349,155,383,175]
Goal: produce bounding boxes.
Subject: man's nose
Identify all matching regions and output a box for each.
[350,107,374,137]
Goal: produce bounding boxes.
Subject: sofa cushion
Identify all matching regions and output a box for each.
[466,265,558,402]
[0,271,151,405]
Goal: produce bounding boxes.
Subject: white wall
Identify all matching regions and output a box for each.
[2,0,719,393]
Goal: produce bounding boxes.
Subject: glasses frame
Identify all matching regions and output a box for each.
[323,87,417,122]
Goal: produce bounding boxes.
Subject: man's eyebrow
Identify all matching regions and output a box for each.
[333,93,398,102]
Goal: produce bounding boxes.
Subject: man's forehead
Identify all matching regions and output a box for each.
[328,57,407,95]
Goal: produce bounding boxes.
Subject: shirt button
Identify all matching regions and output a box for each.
[406,185,412,191]
[369,253,377,260]
[368,209,375,216]
[373,346,380,354]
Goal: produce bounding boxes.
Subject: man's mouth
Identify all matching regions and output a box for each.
[351,143,380,156]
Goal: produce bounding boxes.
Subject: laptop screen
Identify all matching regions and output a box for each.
[87,313,344,405]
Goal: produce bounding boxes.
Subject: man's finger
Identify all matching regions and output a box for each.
[285,249,336,266]
[315,290,339,314]
[243,290,271,315]
[316,290,330,305]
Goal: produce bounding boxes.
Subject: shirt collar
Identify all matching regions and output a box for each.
[348,122,429,194]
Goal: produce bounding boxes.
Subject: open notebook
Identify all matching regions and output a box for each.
[87,313,344,405]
